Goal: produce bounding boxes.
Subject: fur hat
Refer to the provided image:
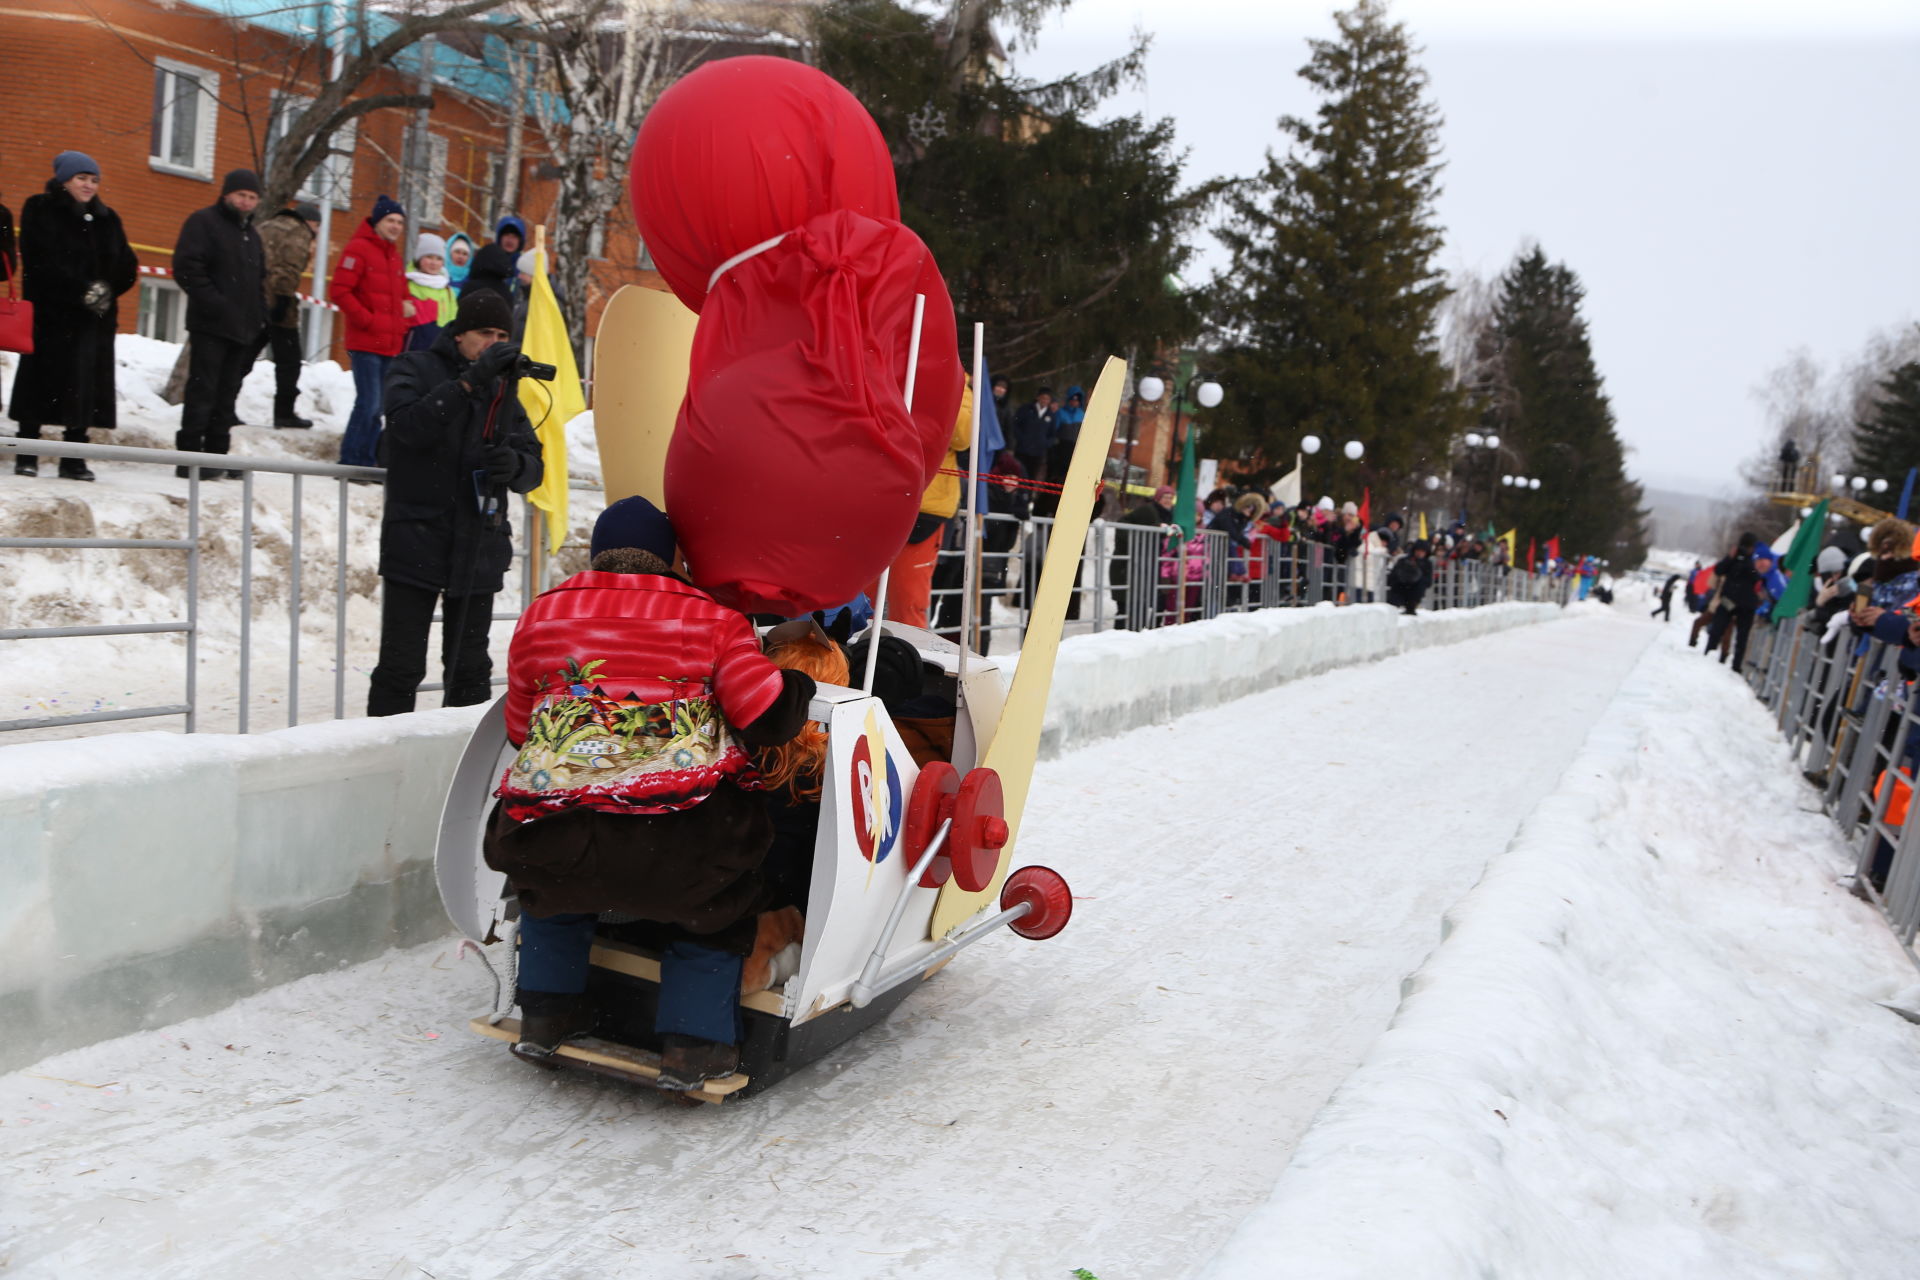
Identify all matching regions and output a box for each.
[591,495,677,564]
[1235,492,1269,519]
[221,168,261,196]
[414,232,448,262]
[1867,517,1915,559]
[52,151,100,183]
[447,288,512,336]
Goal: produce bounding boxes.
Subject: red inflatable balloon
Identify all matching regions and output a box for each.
[631,57,901,315]
[628,56,965,615]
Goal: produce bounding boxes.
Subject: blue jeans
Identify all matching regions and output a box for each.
[340,350,392,467]
[517,911,746,1046]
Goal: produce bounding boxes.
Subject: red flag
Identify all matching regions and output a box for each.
[1545,536,1561,564]
[1527,537,1537,572]
[1358,487,1371,530]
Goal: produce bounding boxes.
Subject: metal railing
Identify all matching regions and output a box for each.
[3,436,1570,737]
[1729,602,1920,963]
[1,436,549,736]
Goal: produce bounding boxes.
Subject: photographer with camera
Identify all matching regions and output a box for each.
[367,288,545,717]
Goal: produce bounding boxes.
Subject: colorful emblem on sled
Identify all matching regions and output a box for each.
[848,706,903,866]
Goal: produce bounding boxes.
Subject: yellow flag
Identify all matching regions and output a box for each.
[1418,511,1429,541]
[517,248,585,555]
[1500,527,1517,563]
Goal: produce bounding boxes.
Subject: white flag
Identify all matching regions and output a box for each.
[1270,454,1303,508]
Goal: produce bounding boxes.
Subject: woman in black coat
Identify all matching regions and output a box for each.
[8,152,138,480]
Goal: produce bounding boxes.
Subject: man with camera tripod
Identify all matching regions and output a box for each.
[368,289,545,716]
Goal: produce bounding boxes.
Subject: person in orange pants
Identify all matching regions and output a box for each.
[870,379,974,629]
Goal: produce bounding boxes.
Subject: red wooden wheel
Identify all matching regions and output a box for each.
[901,760,960,887]
[1002,865,1072,940]
[949,767,1008,893]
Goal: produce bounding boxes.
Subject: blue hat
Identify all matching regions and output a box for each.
[53,151,100,184]
[368,193,406,226]
[591,496,677,564]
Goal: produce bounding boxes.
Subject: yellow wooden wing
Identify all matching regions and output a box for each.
[928,355,1125,938]
[591,284,699,506]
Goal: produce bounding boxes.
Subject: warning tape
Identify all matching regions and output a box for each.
[138,263,340,312]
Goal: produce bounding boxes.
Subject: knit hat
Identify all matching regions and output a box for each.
[414,232,448,262]
[292,201,321,223]
[1340,500,1359,517]
[1816,545,1848,575]
[368,193,405,225]
[52,151,100,183]
[447,288,513,336]
[516,249,545,278]
[592,496,677,564]
[221,168,261,196]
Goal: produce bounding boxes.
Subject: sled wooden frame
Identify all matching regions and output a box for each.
[589,937,787,1017]
[468,1017,750,1103]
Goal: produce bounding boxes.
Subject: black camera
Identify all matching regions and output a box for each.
[516,354,557,382]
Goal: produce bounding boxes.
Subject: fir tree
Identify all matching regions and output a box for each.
[814,0,1214,383]
[1852,362,1920,483]
[1209,0,1459,499]
[1474,246,1648,567]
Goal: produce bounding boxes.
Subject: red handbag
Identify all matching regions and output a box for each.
[0,274,31,354]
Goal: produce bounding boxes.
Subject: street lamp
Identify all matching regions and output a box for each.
[1301,435,1322,454]
[1528,478,1540,490]
[1133,372,1223,482]
[1873,478,1890,494]
[1423,475,1440,490]
[1501,474,1514,487]
[1851,476,1868,492]
[1343,440,1364,461]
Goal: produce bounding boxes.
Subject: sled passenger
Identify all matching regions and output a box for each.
[484,496,816,1089]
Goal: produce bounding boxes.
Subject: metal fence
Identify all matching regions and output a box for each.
[1731,608,1920,964]
[3,436,1570,738]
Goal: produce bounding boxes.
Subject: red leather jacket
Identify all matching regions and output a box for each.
[329,220,407,356]
[497,571,788,820]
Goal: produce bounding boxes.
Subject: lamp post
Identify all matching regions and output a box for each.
[1134,373,1222,491]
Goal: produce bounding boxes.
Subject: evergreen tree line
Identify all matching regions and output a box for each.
[813,0,1648,564]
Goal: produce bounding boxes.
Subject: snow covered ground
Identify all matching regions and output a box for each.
[3,610,1656,1279]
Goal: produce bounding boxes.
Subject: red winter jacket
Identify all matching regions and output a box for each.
[497,570,789,820]
[329,220,407,355]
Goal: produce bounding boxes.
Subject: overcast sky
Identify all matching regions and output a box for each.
[1016,0,1920,496]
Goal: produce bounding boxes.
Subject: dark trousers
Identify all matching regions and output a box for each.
[1652,597,1672,620]
[367,578,497,716]
[1705,608,1756,672]
[246,324,303,419]
[178,332,255,455]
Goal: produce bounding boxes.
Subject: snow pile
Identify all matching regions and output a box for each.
[1200,630,1920,1279]
[1043,600,1560,756]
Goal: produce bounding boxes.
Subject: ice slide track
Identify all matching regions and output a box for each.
[0,611,1656,1280]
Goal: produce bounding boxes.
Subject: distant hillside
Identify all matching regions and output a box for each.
[1643,487,1727,559]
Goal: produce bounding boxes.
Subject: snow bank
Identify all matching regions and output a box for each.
[1041,600,1560,757]
[1198,632,1920,1279]
[0,706,485,1072]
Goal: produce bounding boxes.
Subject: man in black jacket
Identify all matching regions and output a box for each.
[1009,387,1055,483]
[173,169,266,476]
[367,290,544,716]
[1112,484,1175,629]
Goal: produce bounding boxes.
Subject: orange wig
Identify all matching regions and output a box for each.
[756,620,849,802]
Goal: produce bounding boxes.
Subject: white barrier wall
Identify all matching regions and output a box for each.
[0,602,1559,1070]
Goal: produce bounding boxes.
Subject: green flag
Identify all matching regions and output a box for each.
[1175,424,1198,538]
[1771,499,1828,620]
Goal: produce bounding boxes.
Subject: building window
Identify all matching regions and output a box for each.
[636,236,655,271]
[150,59,218,180]
[266,94,356,211]
[137,278,185,343]
[421,133,450,227]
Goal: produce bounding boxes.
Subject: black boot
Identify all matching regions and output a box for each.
[657,1034,740,1090]
[13,454,37,477]
[274,413,313,429]
[510,990,596,1066]
[58,456,96,482]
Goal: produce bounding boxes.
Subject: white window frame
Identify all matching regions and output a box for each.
[150,57,219,181]
[137,277,187,343]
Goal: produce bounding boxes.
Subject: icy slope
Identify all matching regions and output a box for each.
[0,613,1652,1280]
[1200,627,1920,1280]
